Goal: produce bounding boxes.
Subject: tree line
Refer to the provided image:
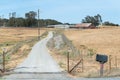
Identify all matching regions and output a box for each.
[82,14,119,26]
[103,21,119,26]
[0,11,62,27]
[0,12,119,27]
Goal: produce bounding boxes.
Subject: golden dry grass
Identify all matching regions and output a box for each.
[64,27,120,56]
[0,27,47,70]
[0,27,46,43]
[63,27,120,77]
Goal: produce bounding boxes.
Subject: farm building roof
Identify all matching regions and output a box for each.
[75,23,92,28]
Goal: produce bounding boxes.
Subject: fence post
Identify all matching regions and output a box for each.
[109,55,111,72]
[67,51,70,73]
[82,59,84,72]
[80,49,84,72]
[115,56,117,69]
[2,51,5,73]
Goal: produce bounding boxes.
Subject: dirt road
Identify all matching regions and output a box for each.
[13,31,61,72]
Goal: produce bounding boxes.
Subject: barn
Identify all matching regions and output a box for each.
[74,23,96,29]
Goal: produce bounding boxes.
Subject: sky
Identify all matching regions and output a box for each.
[0,0,120,24]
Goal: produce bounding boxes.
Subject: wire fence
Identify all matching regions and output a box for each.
[69,53,120,77]
[47,30,120,77]
[58,31,120,77]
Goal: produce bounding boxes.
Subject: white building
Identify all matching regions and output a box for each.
[47,24,70,29]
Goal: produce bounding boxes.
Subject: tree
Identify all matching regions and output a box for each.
[25,11,37,27]
[15,18,25,27]
[8,17,15,26]
[97,14,102,25]
[8,12,17,27]
[82,14,102,26]
[4,11,63,27]
[103,21,119,26]
[25,11,37,19]
[45,19,62,25]
[0,17,3,26]
[38,19,62,27]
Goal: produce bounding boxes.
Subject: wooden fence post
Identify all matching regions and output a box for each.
[82,58,84,72]
[115,56,117,69]
[109,55,111,72]
[2,51,5,73]
[67,52,70,73]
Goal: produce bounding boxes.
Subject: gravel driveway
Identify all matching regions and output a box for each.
[13,31,61,72]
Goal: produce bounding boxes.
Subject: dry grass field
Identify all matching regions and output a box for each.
[0,27,46,43]
[63,27,120,77]
[0,27,46,53]
[0,26,120,77]
[64,27,120,56]
[0,27,46,70]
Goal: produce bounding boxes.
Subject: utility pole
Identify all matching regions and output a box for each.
[38,9,40,40]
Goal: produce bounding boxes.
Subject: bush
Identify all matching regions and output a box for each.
[88,49,96,57]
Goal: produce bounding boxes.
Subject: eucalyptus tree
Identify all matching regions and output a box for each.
[82,14,102,26]
[25,11,37,27]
